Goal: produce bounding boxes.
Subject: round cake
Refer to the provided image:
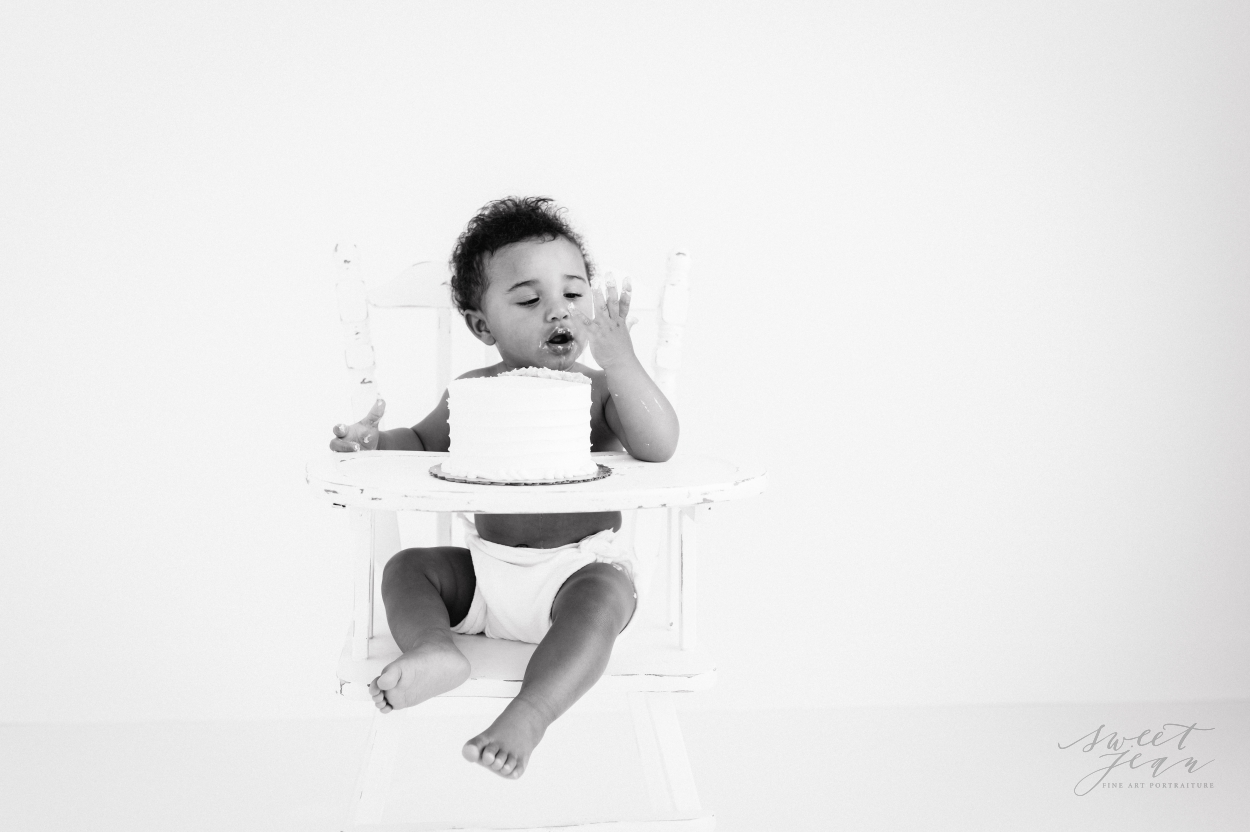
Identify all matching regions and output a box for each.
[444,367,598,482]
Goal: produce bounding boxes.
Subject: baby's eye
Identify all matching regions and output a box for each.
[564,293,583,299]
[518,298,539,307]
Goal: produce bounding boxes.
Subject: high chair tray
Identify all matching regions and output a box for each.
[308,450,766,513]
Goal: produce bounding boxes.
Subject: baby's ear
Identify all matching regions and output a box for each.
[463,310,496,346]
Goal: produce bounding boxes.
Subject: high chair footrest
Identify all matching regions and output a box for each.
[336,621,716,697]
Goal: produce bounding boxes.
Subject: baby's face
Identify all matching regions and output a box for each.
[472,235,594,371]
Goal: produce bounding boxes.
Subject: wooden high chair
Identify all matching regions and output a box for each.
[306,244,766,830]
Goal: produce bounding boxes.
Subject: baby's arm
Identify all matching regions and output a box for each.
[377,426,422,449]
[330,398,445,451]
[330,370,490,452]
[381,390,450,451]
[574,279,679,462]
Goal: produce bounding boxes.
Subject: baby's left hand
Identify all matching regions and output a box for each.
[570,276,637,369]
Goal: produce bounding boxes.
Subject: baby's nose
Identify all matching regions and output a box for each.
[545,301,570,320]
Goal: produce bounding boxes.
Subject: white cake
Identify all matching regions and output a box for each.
[444,367,599,482]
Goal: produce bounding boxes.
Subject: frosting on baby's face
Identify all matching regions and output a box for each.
[466,236,594,372]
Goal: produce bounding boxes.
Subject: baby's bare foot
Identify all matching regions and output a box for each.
[368,637,471,712]
[462,696,550,779]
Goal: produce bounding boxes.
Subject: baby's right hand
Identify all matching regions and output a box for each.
[330,399,386,452]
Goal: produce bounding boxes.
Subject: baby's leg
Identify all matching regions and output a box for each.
[368,547,476,712]
[463,561,636,778]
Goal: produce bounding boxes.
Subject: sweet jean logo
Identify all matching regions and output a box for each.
[1058,723,1214,796]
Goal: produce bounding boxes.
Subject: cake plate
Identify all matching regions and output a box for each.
[428,462,612,486]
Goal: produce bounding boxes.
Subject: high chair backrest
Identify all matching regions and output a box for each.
[332,246,691,421]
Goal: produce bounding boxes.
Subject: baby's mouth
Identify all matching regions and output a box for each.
[541,327,577,358]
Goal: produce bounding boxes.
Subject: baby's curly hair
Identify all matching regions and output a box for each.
[450,196,595,313]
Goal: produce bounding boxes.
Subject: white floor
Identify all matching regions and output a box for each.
[1,698,1246,831]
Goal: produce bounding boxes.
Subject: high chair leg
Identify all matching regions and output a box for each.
[351,712,401,827]
[628,692,703,821]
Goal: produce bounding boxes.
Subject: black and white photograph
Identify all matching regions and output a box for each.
[1,1,1248,830]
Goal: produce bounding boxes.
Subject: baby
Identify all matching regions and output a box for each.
[328,197,679,779]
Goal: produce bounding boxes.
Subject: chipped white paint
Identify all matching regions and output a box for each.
[333,243,382,419]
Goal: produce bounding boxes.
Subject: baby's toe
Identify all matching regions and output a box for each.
[500,755,517,775]
[479,743,499,766]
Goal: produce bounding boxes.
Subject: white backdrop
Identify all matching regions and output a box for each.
[2,1,1248,724]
